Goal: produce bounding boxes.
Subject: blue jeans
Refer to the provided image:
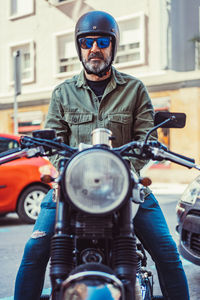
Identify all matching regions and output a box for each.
[14,191,189,300]
[134,193,189,299]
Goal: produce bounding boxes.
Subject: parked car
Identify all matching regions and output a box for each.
[0,133,56,224]
[176,175,200,265]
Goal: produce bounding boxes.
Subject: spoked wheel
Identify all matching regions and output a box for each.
[143,278,153,299]
[17,185,49,224]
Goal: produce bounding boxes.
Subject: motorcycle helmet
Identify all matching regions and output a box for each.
[75,11,120,64]
[60,263,124,300]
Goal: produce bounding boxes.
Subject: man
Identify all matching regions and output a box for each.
[14,11,189,300]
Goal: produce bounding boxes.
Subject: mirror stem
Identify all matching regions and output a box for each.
[144,116,175,144]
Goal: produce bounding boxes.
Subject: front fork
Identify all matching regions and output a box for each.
[113,199,137,300]
[50,160,74,299]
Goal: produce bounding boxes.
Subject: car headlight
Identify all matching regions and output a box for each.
[181,175,200,204]
[63,149,130,214]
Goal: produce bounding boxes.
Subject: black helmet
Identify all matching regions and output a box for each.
[75,11,120,63]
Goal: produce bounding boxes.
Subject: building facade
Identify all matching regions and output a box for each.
[1,0,200,182]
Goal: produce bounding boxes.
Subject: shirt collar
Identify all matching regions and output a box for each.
[111,66,127,85]
[76,70,87,88]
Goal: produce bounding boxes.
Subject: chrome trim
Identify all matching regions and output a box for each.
[91,128,112,147]
[62,270,125,299]
[64,270,123,287]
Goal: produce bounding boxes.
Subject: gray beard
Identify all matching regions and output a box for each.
[82,55,112,76]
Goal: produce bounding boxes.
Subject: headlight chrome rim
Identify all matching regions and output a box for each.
[63,148,130,215]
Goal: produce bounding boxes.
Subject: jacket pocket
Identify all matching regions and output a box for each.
[65,112,93,125]
[107,113,132,146]
[64,112,93,145]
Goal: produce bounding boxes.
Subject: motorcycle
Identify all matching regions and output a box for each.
[0,111,199,300]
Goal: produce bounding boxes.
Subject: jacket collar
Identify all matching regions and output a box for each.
[75,66,127,88]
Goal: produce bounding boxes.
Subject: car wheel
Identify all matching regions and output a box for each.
[0,213,7,218]
[17,185,49,224]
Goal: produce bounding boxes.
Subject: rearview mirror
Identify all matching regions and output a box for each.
[154,112,186,128]
[32,129,56,139]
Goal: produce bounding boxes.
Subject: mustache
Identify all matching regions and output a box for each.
[88,52,104,60]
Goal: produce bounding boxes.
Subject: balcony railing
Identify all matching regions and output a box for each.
[46,0,93,20]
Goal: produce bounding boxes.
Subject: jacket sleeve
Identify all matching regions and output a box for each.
[44,87,70,170]
[130,81,157,175]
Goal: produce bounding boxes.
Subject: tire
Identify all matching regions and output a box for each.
[0,213,7,218]
[17,185,49,224]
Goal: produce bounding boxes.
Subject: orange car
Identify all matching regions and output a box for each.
[0,133,56,223]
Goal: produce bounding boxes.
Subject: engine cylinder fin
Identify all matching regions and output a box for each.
[75,214,113,238]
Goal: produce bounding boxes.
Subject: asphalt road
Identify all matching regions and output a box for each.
[0,194,199,299]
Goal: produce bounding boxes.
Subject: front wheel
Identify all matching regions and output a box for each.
[0,213,7,218]
[17,185,49,224]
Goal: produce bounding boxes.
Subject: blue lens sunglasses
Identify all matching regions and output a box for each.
[79,37,111,49]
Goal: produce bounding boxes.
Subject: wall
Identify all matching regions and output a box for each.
[1,0,200,183]
[147,86,200,183]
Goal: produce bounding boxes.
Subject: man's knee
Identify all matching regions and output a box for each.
[155,237,181,264]
[23,232,51,262]
[41,189,56,209]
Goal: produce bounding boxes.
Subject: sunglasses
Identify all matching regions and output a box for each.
[78,37,111,49]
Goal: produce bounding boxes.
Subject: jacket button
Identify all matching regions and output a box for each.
[73,117,77,123]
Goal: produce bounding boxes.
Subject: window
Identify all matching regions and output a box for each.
[48,0,72,4]
[14,111,43,135]
[9,41,35,84]
[152,97,171,148]
[194,39,200,70]
[115,13,146,68]
[55,31,81,77]
[0,138,19,153]
[10,0,34,19]
[194,6,200,70]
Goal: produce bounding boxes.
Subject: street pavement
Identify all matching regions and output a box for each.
[151,182,187,195]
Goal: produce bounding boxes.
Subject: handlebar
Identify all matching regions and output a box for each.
[166,150,195,164]
[149,147,198,169]
[0,147,22,159]
[0,148,28,165]
[0,135,199,172]
[0,146,44,165]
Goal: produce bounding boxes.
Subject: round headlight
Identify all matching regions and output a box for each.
[64,149,130,214]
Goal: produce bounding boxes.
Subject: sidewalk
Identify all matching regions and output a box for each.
[150,182,187,195]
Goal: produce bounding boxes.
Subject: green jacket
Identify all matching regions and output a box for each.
[45,67,157,176]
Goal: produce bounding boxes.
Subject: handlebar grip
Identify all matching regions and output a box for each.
[0,147,22,158]
[0,148,27,165]
[167,150,195,164]
[155,149,195,169]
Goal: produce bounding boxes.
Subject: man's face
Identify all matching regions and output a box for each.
[79,35,112,76]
